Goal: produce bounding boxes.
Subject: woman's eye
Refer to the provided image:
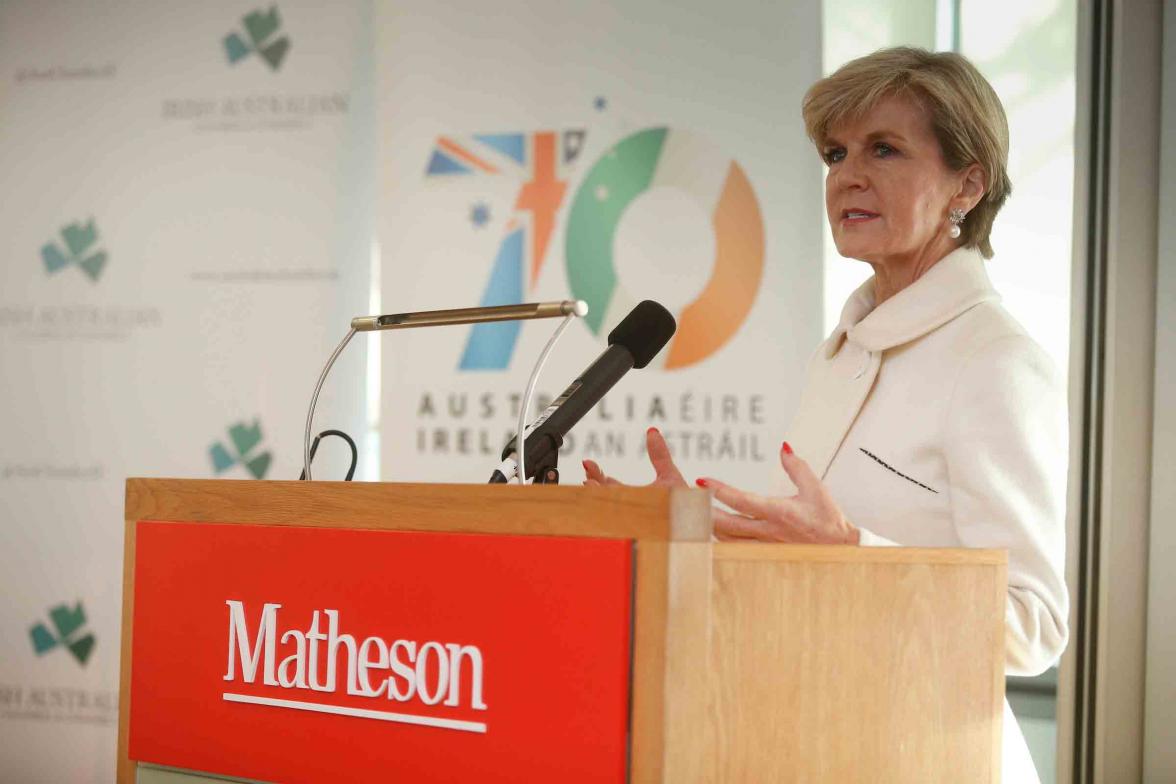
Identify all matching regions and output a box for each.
[822,147,846,164]
[873,142,896,157]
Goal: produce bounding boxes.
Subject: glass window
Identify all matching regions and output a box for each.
[820,2,1076,781]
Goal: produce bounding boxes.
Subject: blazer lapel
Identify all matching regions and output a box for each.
[783,248,1000,486]
[788,341,880,483]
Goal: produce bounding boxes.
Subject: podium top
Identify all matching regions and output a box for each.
[124,479,713,541]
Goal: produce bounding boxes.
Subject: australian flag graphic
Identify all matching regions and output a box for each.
[425,130,586,370]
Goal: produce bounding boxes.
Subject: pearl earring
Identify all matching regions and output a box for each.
[948,208,966,239]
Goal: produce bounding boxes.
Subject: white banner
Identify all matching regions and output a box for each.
[0,2,372,779]
[376,0,825,488]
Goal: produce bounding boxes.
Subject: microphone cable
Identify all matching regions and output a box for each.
[303,328,357,480]
[298,429,358,481]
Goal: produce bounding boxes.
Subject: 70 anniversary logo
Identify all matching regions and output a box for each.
[425,128,765,371]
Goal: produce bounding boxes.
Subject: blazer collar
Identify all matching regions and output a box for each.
[824,247,999,357]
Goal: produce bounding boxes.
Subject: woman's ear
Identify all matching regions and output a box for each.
[955,163,987,213]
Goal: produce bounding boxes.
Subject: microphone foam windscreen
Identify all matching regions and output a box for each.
[607,300,677,369]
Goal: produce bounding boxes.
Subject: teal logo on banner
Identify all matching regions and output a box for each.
[30,602,96,666]
[223,6,290,71]
[210,420,273,479]
[41,219,107,282]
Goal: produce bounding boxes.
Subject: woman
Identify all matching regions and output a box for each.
[585,47,1068,783]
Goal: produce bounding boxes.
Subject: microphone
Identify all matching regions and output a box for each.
[489,300,676,483]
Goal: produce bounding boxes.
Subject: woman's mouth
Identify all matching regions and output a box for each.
[841,209,879,223]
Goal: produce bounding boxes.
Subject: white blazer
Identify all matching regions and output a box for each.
[783,247,1069,783]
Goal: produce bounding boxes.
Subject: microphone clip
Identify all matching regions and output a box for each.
[488,432,562,485]
[525,431,562,484]
[532,451,560,485]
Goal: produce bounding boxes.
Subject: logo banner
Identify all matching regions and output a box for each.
[376,0,824,489]
[0,3,374,779]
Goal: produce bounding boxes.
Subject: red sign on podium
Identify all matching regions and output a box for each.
[129,521,634,783]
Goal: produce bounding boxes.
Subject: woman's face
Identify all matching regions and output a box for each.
[822,95,968,269]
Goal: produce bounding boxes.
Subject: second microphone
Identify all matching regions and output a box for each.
[489,300,677,484]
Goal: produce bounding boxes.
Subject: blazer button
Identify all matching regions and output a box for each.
[854,355,870,379]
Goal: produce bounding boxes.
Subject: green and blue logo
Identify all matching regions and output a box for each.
[210,419,273,479]
[30,602,95,666]
[41,219,107,282]
[224,6,290,71]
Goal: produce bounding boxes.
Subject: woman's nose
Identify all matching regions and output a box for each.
[831,153,867,191]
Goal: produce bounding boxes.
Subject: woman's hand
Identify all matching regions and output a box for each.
[700,442,860,545]
[582,427,687,488]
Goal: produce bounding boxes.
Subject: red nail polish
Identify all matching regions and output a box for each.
[695,478,709,488]
[647,426,659,435]
[782,441,794,456]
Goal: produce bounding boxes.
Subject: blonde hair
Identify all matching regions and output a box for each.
[802,47,1011,258]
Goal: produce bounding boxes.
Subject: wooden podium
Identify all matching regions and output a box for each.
[118,479,1006,783]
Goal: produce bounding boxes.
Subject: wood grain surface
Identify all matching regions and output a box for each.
[704,546,1006,782]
